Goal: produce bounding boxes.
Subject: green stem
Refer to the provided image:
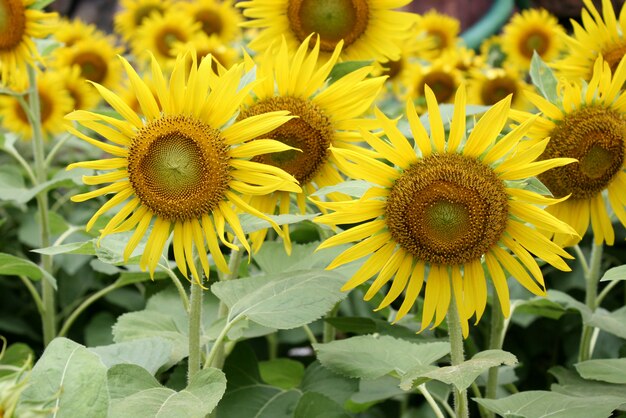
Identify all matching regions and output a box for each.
[485,298,505,417]
[2,145,37,185]
[302,324,318,345]
[322,303,340,344]
[267,333,278,360]
[205,316,241,369]
[596,280,620,307]
[188,280,203,382]
[579,242,604,362]
[27,65,56,346]
[573,245,590,277]
[418,384,446,418]
[163,263,189,311]
[44,133,72,168]
[58,282,119,337]
[448,295,469,418]
[52,225,83,247]
[18,275,44,316]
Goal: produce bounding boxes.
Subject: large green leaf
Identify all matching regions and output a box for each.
[401,349,517,391]
[253,241,347,275]
[0,253,56,288]
[16,338,108,418]
[300,361,358,406]
[600,265,626,282]
[575,359,626,384]
[212,269,348,329]
[259,359,305,390]
[550,366,626,402]
[89,337,173,375]
[294,392,349,418]
[107,364,226,418]
[475,391,623,418]
[314,335,450,380]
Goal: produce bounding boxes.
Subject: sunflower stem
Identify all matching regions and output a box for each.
[163,262,190,311]
[322,302,340,343]
[417,384,446,418]
[447,295,469,418]
[485,297,505,417]
[188,279,204,383]
[27,65,56,346]
[58,282,120,337]
[579,241,604,362]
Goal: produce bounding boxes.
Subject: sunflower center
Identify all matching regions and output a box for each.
[72,52,108,83]
[420,71,456,103]
[127,115,231,221]
[428,30,448,49]
[539,106,625,199]
[0,0,26,51]
[156,29,185,57]
[480,76,517,105]
[287,0,369,52]
[134,4,163,26]
[386,153,509,265]
[519,30,549,58]
[602,41,626,74]
[240,96,333,185]
[15,89,53,124]
[382,58,403,80]
[196,9,223,36]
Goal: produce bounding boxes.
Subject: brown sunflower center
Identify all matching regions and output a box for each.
[602,41,626,74]
[386,153,509,265]
[156,28,185,57]
[428,30,448,49]
[381,58,403,80]
[519,29,550,59]
[480,76,517,105]
[15,89,53,124]
[72,52,108,83]
[134,4,164,26]
[0,0,26,51]
[195,9,223,36]
[287,0,369,52]
[239,96,334,185]
[539,106,625,199]
[127,115,231,221]
[419,71,456,103]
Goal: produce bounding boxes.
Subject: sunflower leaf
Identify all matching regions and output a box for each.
[530,51,559,104]
[0,253,57,289]
[328,61,372,83]
[599,265,626,282]
[575,358,626,384]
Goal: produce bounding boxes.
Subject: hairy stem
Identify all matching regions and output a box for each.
[448,295,469,418]
[579,242,603,362]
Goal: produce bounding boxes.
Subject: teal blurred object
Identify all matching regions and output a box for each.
[460,0,515,49]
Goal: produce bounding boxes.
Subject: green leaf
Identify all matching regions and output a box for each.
[300,361,358,406]
[253,241,347,275]
[600,265,626,282]
[238,213,320,234]
[0,343,34,378]
[575,359,626,384]
[89,337,173,375]
[402,349,518,391]
[550,366,626,400]
[218,387,301,418]
[328,61,372,83]
[475,391,623,418]
[212,269,348,329]
[312,180,374,198]
[294,392,349,418]
[314,335,450,380]
[0,253,56,289]
[32,241,95,256]
[31,0,55,9]
[350,375,407,405]
[259,359,305,390]
[16,338,108,418]
[529,51,559,104]
[108,364,226,418]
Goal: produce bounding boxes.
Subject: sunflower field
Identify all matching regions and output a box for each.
[2,0,626,417]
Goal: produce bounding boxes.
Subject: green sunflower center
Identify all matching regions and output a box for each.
[386,153,509,265]
[72,51,108,83]
[239,96,334,185]
[519,30,550,59]
[128,115,231,221]
[419,71,457,103]
[602,41,626,74]
[539,106,625,199]
[196,9,223,36]
[287,0,369,52]
[480,76,517,105]
[0,0,26,51]
[133,4,164,26]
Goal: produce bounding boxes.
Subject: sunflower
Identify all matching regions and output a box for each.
[415,9,460,59]
[53,66,101,111]
[238,0,416,63]
[171,32,239,73]
[131,9,201,70]
[511,57,626,246]
[554,0,626,82]
[407,58,464,109]
[0,70,72,139]
[316,84,577,336]
[54,17,100,47]
[0,0,57,91]
[467,66,532,110]
[114,0,172,43]
[240,36,385,254]
[176,0,241,44]
[501,8,565,72]
[51,37,123,90]
[66,53,301,285]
